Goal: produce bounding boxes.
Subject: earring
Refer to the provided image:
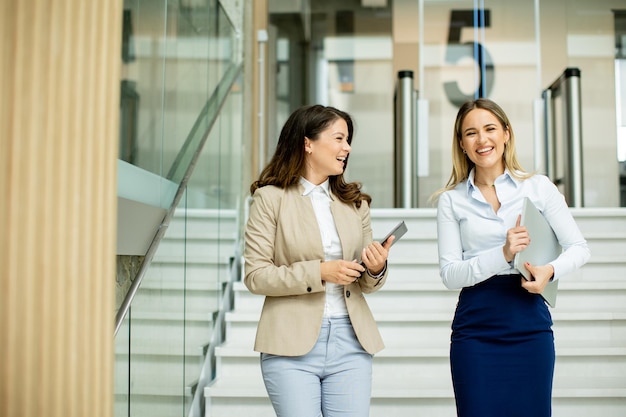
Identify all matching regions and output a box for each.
[462,149,467,154]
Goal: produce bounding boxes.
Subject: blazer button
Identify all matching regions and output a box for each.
[307,287,312,292]
[346,290,351,298]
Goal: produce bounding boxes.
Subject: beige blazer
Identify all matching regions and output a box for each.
[244,184,387,357]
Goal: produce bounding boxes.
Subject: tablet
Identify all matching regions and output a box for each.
[379,220,408,248]
[513,197,562,307]
[359,221,407,269]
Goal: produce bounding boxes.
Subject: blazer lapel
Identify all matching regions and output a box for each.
[293,184,325,256]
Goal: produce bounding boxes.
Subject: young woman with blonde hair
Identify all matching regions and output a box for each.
[433,98,590,417]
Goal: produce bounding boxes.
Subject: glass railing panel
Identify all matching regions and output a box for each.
[166,62,242,187]
[115,1,245,416]
[120,0,241,190]
[125,194,192,417]
[181,68,244,417]
[186,80,244,312]
[121,90,246,414]
[160,3,217,185]
[120,0,169,177]
[166,0,242,187]
[114,312,130,416]
[216,1,240,78]
[185,76,243,210]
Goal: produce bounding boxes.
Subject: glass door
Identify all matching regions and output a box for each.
[419,0,623,207]
[266,0,623,208]
[419,0,541,206]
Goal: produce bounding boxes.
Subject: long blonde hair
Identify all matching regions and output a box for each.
[430,98,531,204]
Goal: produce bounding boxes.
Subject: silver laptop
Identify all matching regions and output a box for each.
[513,197,562,307]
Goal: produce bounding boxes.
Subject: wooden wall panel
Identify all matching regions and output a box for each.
[0,1,122,416]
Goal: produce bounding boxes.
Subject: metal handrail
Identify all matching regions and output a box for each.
[114,62,243,336]
[187,251,241,417]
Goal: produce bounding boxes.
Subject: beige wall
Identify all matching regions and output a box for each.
[0,1,121,416]
[247,0,269,182]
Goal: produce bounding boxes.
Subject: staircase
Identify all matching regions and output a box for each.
[205,208,626,417]
[114,209,238,417]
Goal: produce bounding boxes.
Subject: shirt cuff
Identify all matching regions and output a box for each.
[367,263,387,279]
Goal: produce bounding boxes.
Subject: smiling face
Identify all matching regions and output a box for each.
[459,108,510,175]
[303,117,351,185]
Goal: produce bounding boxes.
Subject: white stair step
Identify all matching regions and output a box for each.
[142,207,626,416]
[369,208,626,264]
[117,311,213,347]
[157,238,237,259]
[115,395,192,417]
[232,281,461,314]
[224,311,626,348]
[206,374,626,398]
[309,259,626,284]
[389,258,626,281]
[124,355,202,388]
[144,261,230,289]
[205,374,626,417]
[131,288,222,315]
[233,281,626,314]
[213,343,626,381]
[566,208,626,235]
[168,208,238,240]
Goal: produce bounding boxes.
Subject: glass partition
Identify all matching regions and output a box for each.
[124,194,191,417]
[120,0,167,176]
[115,0,244,415]
[417,0,623,207]
[120,0,240,184]
[186,75,244,210]
[557,0,623,207]
[419,0,540,205]
[268,1,395,207]
[114,314,130,416]
[123,188,236,417]
[268,0,623,208]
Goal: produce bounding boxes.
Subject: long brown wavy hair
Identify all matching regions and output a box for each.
[251,104,371,208]
[430,98,532,203]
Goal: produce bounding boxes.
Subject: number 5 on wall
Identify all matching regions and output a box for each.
[444,9,494,107]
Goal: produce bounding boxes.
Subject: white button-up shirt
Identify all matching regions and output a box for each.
[301,177,349,317]
[436,169,591,289]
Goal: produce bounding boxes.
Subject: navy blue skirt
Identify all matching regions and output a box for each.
[450,274,555,417]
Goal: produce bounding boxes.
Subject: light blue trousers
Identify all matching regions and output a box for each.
[260,316,373,417]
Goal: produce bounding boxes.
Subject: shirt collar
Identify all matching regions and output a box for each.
[300,177,331,198]
[467,168,520,193]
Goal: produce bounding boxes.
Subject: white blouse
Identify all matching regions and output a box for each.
[436,169,591,289]
[300,177,349,318]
